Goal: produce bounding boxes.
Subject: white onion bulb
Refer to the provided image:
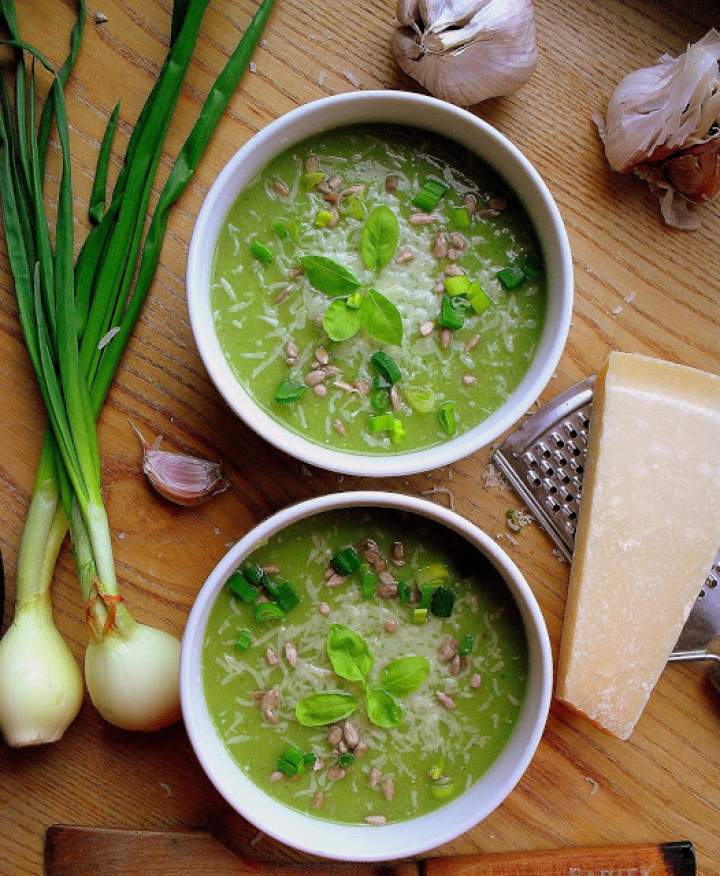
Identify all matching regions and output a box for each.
[85,622,181,732]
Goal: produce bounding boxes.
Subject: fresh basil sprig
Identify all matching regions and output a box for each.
[301,255,360,296]
[360,204,400,271]
[321,288,403,346]
[381,655,430,697]
[326,623,373,682]
[323,298,362,342]
[295,691,357,726]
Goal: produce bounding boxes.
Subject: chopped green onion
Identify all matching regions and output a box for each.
[397,581,411,603]
[346,292,363,309]
[459,634,475,656]
[429,762,444,781]
[243,565,265,587]
[302,171,325,190]
[439,294,467,331]
[430,586,455,618]
[412,178,448,212]
[443,275,471,297]
[412,608,428,625]
[370,379,390,413]
[419,584,435,609]
[361,569,378,599]
[416,564,449,585]
[250,240,273,264]
[390,418,406,445]
[432,782,455,799]
[449,206,471,229]
[272,221,289,240]
[332,546,362,576]
[274,580,301,613]
[369,413,395,433]
[234,629,253,651]
[497,265,526,290]
[315,209,333,227]
[276,744,305,776]
[338,751,355,767]
[254,602,285,623]
[406,386,435,414]
[343,194,365,220]
[303,751,317,766]
[227,571,260,604]
[274,378,306,404]
[468,281,492,315]
[370,351,401,385]
[437,400,457,437]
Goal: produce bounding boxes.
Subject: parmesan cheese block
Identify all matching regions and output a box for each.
[557,352,720,740]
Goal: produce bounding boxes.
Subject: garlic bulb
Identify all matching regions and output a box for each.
[596,29,720,230]
[392,0,538,107]
[0,599,84,746]
[85,621,181,732]
[132,425,230,507]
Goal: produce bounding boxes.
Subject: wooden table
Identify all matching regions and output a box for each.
[1,1,719,873]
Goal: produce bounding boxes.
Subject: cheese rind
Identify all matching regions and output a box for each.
[557,352,720,740]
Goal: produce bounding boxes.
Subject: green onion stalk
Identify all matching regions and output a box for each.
[0,0,274,745]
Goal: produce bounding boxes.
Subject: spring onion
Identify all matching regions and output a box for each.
[419,585,435,609]
[273,580,301,613]
[301,171,325,190]
[303,751,317,766]
[338,751,355,767]
[390,418,406,445]
[468,281,492,314]
[343,194,365,220]
[250,240,274,263]
[0,0,275,744]
[443,274,471,297]
[459,634,475,656]
[369,413,395,433]
[272,220,289,240]
[432,782,455,799]
[437,400,458,437]
[397,581,411,603]
[430,586,455,618]
[234,629,253,652]
[361,568,378,599]
[412,178,448,212]
[439,294,467,330]
[332,546,362,575]
[315,209,333,227]
[274,378,306,404]
[370,377,390,413]
[497,265,526,289]
[254,602,285,624]
[243,565,265,587]
[277,744,306,776]
[228,571,260,603]
[405,386,435,413]
[370,351,401,385]
[449,206,471,229]
[412,608,428,625]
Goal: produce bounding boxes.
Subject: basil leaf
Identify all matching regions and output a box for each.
[301,255,360,296]
[437,400,457,436]
[326,623,373,682]
[381,656,430,698]
[366,688,403,728]
[360,288,403,346]
[323,298,362,342]
[360,204,400,271]
[295,692,357,726]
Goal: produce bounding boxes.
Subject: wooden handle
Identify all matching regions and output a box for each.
[45,826,695,876]
[424,842,696,876]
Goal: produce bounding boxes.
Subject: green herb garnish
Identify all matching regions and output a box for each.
[276,744,306,776]
[227,571,260,604]
[326,623,373,682]
[273,580,300,613]
[301,170,325,190]
[366,687,403,728]
[381,656,430,697]
[331,547,362,576]
[430,586,455,618]
[338,751,355,767]
[361,568,378,599]
[274,378,306,404]
[468,281,492,314]
[360,288,403,345]
[234,629,253,651]
[301,255,361,296]
[250,239,273,264]
[370,351,401,384]
[397,581,411,603]
[323,298,362,342]
[497,265,526,289]
[405,386,435,413]
[271,220,289,240]
[412,178,448,212]
[360,204,399,271]
[315,209,333,227]
[295,691,357,726]
[254,602,285,623]
[459,634,475,656]
[439,294,468,331]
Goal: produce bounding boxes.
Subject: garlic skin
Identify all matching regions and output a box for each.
[133,426,229,507]
[0,600,84,747]
[85,622,180,732]
[393,0,538,107]
[596,29,720,229]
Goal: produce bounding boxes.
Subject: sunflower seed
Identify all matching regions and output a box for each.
[328,725,343,745]
[306,154,320,173]
[312,790,324,808]
[265,647,279,667]
[328,174,342,190]
[343,720,360,749]
[270,771,284,782]
[385,174,399,193]
[327,766,346,781]
[465,334,481,352]
[381,778,395,801]
[272,178,290,196]
[384,619,398,633]
[409,212,440,226]
[462,374,477,386]
[389,386,401,412]
[444,263,463,276]
[318,602,331,616]
[436,692,456,711]
[305,369,326,386]
[365,815,386,825]
[313,384,327,397]
[464,193,478,215]
[432,230,448,259]
[354,378,370,395]
[377,583,398,598]
[369,767,382,788]
[326,572,348,588]
[333,419,348,436]
[284,642,298,667]
[438,637,458,662]
[419,320,434,337]
[395,246,415,264]
[448,231,466,250]
[470,673,482,689]
[449,654,461,677]
[354,740,368,758]
[440,328,452,349]
[488,196,507,212]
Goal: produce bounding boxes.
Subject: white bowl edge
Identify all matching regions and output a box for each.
[187,90,573,478]
[180,491,553,862]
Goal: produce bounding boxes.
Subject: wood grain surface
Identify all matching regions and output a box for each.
[1,0,719,874]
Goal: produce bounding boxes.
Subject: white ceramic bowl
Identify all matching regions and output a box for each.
[187,90,573,477]
[181,491,552,861]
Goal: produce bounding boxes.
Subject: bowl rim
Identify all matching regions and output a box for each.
[187,89,573,478]
[180,491,553,861]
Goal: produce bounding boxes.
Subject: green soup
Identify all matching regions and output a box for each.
[202,509,528,825]
[211,124,546,454]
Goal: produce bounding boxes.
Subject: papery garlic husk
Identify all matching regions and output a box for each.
[132,425,230,507]
[392,0,538,107]
[596,29,720,230]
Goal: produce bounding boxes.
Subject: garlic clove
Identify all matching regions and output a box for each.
[393,0,538,107]
[132,425,230,507]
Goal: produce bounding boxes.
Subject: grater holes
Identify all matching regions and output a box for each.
[551,431,565,448]
[527,471,542,488]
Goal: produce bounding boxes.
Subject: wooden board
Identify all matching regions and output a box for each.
[1,1,719,874]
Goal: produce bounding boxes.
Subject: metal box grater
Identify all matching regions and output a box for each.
[492,376,720,664]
